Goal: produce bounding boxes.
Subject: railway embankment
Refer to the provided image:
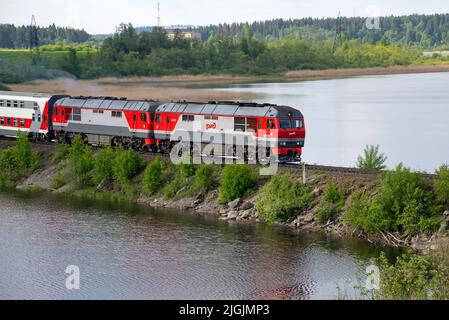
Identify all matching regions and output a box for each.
[2,135,448,256]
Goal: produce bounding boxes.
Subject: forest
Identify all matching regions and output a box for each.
[194,14,449,48]
[0,24,90,49]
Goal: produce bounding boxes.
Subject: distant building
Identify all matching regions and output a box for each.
[422,51,449,58]
[165,28,202,41]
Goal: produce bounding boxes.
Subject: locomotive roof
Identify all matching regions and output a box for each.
[54,97,161,112]
[156,102,303,118]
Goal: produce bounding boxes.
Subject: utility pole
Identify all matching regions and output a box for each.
[332,11,344,53]
[30,15,39,49]
[157,2,161,27]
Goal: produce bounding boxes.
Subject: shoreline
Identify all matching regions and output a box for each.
[9,64,449,101]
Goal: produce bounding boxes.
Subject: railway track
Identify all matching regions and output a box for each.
[0,136,436,180]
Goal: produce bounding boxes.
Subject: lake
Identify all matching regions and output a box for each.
[0,191,398,300]
[212,72,449,172]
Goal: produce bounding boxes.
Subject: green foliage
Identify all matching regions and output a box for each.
[163,175,189,199]
[92,147,115,185]
[192,164,215,192]
[67,135,94,187]
[255,174,313,224]
[435,165,449,208]
[218,164,256,204]
[375,253,449,300]
[316,182,346,224]
[345,164,438,236]
[0,82,11,91]
[112,147,142,185]
[51,143,70,164]
[142,157,167,195]
[356,145,388,170]
[52,171,69,189]
[0,134,40,185]
[179,157,197,178]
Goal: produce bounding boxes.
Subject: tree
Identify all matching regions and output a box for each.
[356,145,388,170]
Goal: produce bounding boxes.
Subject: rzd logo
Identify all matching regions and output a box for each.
[206,123,217,130]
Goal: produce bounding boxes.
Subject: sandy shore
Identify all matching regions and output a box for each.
[9,64,449,101]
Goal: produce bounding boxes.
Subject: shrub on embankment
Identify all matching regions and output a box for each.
[345,164,442,237]
[255,174,313,224]
[0,134,40,187]
[0,82,11,91]
[316,181,347,224]
[373,252,449,300]
[218,164,256,204]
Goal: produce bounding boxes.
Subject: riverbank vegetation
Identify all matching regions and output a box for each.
[2,22,448,85]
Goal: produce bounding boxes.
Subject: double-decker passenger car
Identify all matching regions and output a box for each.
[0,91,65,141]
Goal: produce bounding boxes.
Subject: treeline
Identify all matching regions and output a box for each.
[0,24,90,49]
[194,14,449,47]
[0,23,428,83]
[51,24,419,79]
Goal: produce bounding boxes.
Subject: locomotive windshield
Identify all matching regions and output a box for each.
[280,119,291,128]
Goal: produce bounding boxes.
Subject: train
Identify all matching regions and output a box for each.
[0,91,306,163]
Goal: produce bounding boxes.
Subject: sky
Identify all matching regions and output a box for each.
[0,0,448,34]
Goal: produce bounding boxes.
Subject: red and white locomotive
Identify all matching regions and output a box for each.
[0,91,306,162]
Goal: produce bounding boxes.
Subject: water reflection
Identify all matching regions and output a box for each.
[0,191,399,300]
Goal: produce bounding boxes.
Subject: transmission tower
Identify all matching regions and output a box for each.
[29,15,39,49]
[332,11,344,53]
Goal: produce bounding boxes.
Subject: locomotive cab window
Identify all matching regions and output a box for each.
[247,118,257,132]
[140,113,147,122]
[53,108,58,116]
[0,118,4,125]
[293,119,303,129]
[20,119,25,127]
[280,119,292,129]
[72,109,81,121]
[267,119,275,130]
[155,114,161,123]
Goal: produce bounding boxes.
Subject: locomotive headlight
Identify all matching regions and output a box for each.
[280,142,287,147]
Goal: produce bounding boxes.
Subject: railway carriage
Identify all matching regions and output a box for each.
[52,97,162,150]
[0,91,65,140]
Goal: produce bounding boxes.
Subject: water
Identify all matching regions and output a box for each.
[212,72,449,172]
[0,191,399,300]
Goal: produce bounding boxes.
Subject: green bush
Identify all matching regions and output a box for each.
[0,82,11,91]
[52,171,69,189]
[192,164,215,192]
[256,174,313,224]
[316,203,336,224]
[356,145,388,170]
[218,164,256,204]
[316,182,346,224]
[143,157,167,195]
[92,147,115,185]
[345,164,437,236]
[112,148,142,185]
[375,253,449,300]
[51,143,70,164]
[163,175,189,199]
[179,157,197,178]
[0,134,40,185]
[435,165,449,208]
[67,135,94,187]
